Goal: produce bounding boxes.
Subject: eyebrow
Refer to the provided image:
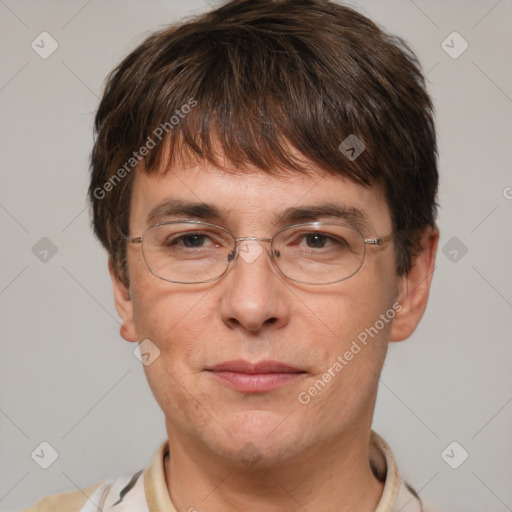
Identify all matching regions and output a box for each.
[146,199,225,226]
[146,198,371,231]
[274,204,371,230]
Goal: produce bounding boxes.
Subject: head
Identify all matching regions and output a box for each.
[89,0,438,466]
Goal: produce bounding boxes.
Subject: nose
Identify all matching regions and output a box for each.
[219,240,290,333]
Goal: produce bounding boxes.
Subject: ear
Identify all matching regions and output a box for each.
[108,258,138,342]
[389,228,439,342]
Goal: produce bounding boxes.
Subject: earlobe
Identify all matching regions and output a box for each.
[108,259,138,342]
[389,228,439,342]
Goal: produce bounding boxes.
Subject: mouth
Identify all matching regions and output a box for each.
[205,360,307,393]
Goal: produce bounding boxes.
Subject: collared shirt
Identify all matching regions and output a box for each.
[21,431,427,511]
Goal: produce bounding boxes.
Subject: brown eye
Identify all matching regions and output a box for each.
[304,233,328,248]
[172,234,208,248]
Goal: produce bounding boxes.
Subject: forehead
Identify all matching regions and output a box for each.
[129,163,391,234]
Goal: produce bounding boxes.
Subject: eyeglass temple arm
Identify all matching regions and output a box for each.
[113,222,142,244]
[124,236,142,244]
[364,233,395,246]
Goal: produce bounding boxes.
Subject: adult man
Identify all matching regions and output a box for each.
[24,0,439,510]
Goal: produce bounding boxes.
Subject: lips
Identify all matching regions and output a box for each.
[207,360,303,374]
[206,360,306,393]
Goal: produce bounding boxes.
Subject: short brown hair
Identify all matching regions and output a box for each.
[89,0,438,286]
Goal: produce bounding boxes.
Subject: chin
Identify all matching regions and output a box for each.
[206,410,307,468]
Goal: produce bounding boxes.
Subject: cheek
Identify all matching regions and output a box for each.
[293,270,395,352]
[294,297,392,431]
[294,258,398,391]
[130,274,221,370]
[130,266,197,336]
[130,282,216,417]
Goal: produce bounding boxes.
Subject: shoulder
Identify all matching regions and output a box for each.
[19,481,105,512]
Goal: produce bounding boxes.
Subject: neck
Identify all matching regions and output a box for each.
[164,427,385,512]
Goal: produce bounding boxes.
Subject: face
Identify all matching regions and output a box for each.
[111,161,434,467]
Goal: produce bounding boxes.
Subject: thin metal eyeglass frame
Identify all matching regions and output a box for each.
[124,220,395,285]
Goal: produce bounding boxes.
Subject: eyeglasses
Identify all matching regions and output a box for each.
[124,220,394,285]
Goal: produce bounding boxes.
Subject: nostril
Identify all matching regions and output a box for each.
[265,317,278,324]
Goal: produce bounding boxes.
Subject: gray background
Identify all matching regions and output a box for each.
[1,0,511,510]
